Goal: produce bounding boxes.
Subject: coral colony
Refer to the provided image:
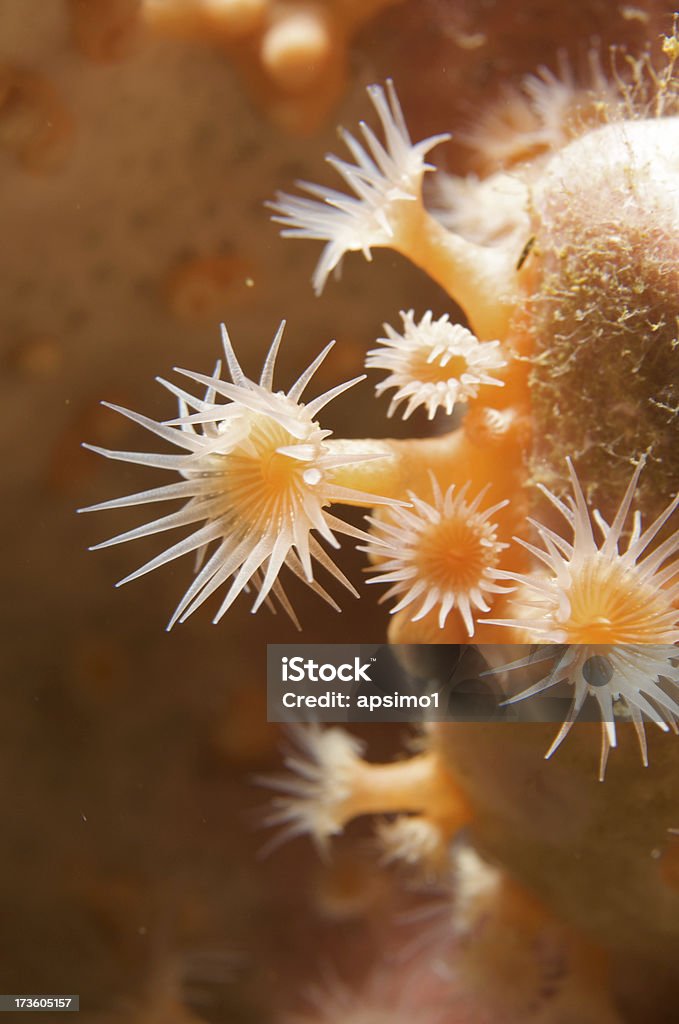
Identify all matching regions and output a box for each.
[81,24,679,1019]
[84,40,679,782]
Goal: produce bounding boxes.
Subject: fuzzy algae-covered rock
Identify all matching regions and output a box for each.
[528,117,679,522]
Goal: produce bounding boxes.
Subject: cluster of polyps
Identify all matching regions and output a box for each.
[84,40,679,783]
